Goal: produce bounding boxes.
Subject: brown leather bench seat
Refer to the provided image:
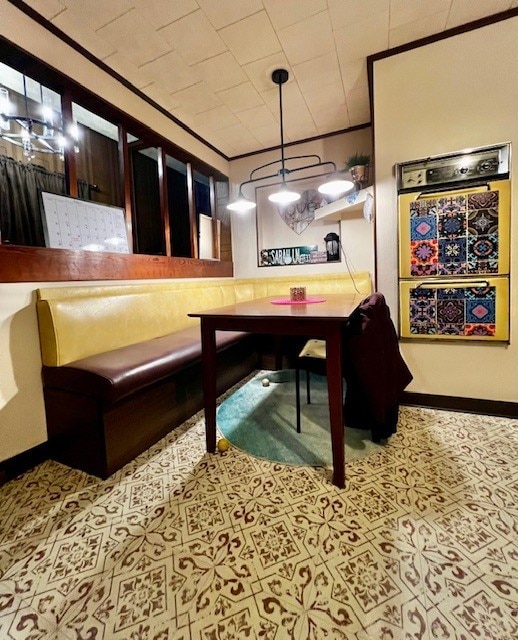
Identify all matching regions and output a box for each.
[41,328,258,479]
[42,327,248,404]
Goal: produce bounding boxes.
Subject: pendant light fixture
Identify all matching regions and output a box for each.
[227,69,354,212]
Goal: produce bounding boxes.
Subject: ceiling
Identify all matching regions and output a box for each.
[21,0,517,158]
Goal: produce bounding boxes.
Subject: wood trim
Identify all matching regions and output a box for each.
[186,163,198,259]
[402,392,518,419]
[158,148,171,257]
[209,176,219,259]
[62,90,77,197]
[119,124,134,249]
[0,442,49,487]
[0,245,233,282]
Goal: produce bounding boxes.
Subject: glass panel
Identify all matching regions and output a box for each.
[72,102,122,207]
[0,61,64,173]
[0,62,65,245]
[166,155,191,257]
[131,146,163,255]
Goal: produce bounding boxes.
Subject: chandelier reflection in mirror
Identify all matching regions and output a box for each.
[0,65,78,162]
[227,68,354,213]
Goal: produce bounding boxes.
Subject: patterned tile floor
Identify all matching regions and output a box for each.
[0,382,517,639]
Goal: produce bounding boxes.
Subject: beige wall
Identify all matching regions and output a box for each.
[230,128,375,279]
[373,16,518,402]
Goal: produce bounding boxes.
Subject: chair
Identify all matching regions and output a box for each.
[294,293,413,442]
[294,338,328,433]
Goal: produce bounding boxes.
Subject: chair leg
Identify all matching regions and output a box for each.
[306,368,311,404]
[295,366,301,433]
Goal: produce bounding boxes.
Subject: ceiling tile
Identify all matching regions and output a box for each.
[133,0,198,30]
[261,77,306,113]
[339,59,368,94]
[139,51,198,94]
[216,122,260,147]
[389,0,451,30]
[248,123,281,148]
[262,0,327,30]
[277,11,334,65]
[170,82,222,114]
[60,0,133,31]
[237,105,278,129]
[292,52,342,93]
[102,51,155,89]
[96,8,171,67]
[328,0,390,29]
[52,9,116,60]
[217,82,264,112]
[313,103,350,133]
[193,105,240,131]
[348,103,371,127]
[242,53,292,93]
[334,11,389,63]
[194,52,248,92]
[305,83,347,114]
[160,10,227,66]
[22,0,65,20]
[389,11,449,48]
[196,0,263,30]
[219,11,282,65]
[346,86,370,114]
[141,82,178,111]
[446,0,513,29]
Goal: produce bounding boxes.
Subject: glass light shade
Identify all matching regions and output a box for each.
[318,175,354,196]
[226,194,256,212]
[268,186,300,204]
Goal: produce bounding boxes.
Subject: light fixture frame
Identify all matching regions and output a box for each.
[227,68,354,212]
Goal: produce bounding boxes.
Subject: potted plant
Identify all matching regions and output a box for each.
[344,152,371,187]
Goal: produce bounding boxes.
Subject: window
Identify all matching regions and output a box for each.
[0,40,232,281]
[72,103,122,207]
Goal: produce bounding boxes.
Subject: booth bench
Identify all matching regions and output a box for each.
[36,272,372,478]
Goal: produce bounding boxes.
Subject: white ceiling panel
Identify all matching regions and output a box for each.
[17,0,515,158]
[276,11,334,66]
[159,10,227,66]
[218,11,282,65]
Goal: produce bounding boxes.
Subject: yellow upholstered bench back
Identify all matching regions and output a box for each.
[36,272,371,366]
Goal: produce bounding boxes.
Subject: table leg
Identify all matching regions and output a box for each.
[200,318,217,453]
[326,327,345,488]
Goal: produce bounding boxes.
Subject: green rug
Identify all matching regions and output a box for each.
[217,370,382,467]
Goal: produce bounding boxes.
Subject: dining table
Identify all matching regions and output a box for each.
[189,292,363,488]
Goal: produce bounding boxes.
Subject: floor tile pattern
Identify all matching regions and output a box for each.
[0,382,517,639]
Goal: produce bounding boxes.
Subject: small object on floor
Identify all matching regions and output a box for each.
[217,438,230,452]
[262,378,270,387]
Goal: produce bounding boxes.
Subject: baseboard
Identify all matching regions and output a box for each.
[0,442,50,487]
[402,392,518,419]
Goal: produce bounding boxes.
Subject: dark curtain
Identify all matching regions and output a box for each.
[0,155,66,246]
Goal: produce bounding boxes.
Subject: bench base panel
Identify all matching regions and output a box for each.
[44,339,259,478]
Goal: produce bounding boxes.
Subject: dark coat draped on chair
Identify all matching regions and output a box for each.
[342,292,413,442]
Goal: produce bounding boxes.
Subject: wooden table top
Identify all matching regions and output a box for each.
[189,293,364,321]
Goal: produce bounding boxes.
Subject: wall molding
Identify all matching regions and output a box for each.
[0,442,49,487]
[402,392,518,419]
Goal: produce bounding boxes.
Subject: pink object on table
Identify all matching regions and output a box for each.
[270,296,326,305]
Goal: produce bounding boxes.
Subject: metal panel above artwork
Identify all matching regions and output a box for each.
[397,144,510,193]
[396,144,511,343]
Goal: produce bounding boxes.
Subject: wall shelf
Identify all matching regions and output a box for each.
[315,186,374,221]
